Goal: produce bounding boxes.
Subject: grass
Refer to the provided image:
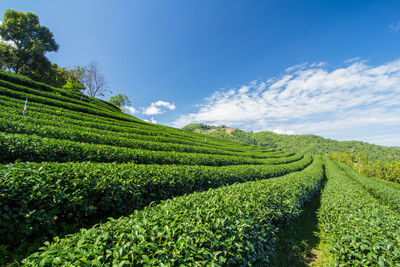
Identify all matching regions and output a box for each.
[271,181,324,266]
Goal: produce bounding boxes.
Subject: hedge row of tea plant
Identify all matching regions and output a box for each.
[318,159,400,265]
[1,132,297,166]
[0,114,290,159]
[0,70,125,113]
[0,92,279,155]
[22,157,324,266]
[0,98,219,149]
[0,93,219,147]
[0,86,148,125]
[0,71,279,154]
[0,95,267,153]
[336,161,400,213]
[0,71,87,102]
[0,155,312,249]
[0,79,111,113]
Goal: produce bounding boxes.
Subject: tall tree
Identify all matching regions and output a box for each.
[0,42,16,71]
[0,9,59,74]
[82,62,108,97]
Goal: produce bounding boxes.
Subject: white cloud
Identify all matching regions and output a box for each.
[272,129,297,135]
[344,57,360,64]
[389,21,400,32]
[143,117,157,124]
[142,100,176,115]
[354,134,400,147]
[124,106,136,114]
[173,58,400,146]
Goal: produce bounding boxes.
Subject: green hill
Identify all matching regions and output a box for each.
[183,123,400,163]
[1,71,400,266]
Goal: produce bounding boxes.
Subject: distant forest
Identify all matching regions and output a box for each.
[183,123,400,163]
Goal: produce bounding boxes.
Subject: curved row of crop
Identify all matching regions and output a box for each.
[335,161,400,213]
[0,71,96,107]
[0,86,147,125]
[318,159,400,265]
[0,70,121,114]
[0,114,290,159]
[0,132,302,166]
[0,93,215,146]
[0,155,312,250]
[22,157,324,265]
[0,96,259,153]
[0,98,226,149]
[0,79,116,114]
[0,73,278,153]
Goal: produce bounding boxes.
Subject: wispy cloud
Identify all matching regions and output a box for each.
[143,117,158,124]
[389,21,400,32]
[142,100,176,115]
[124,105,136,114]
[173,58,400,146]
[344,57,360,64]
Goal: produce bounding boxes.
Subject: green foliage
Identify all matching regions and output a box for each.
[318,159,400,265]
[22,158,324,265]
[0,43,16,71]
[6,70,400,265]
[108,93,131,108]
[0,112,297,159]
[0,132,276,166]
[0,67,327,265]
[63,65,86,92]
[336,162,400,213]
[182,123,212,131]
[0,9,58,75]
[330,152,400,183]
[367,160,400,183]
[62,77,85,92]
[185,124,400,162]
[0,156,311,250]
[0,79,139,121]
[0,95,263,157]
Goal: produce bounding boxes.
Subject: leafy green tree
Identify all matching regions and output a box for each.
[109,94,131,108]
[28,63,66,87]
[0,42,16,71]
[62,78,85,92]
[63,65,86,92]
[0,9,59,74]
[182,123,211,131]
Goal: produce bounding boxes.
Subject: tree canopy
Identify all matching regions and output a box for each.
[0,9,59,75]
[109,94,131,108]
[0,42,16,71]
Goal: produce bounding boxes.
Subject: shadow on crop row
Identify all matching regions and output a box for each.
[270,180,325,267]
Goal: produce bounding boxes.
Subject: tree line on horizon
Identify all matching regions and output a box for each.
[183,123,400,184]
[0,9,130,108]
[183,123,400,163]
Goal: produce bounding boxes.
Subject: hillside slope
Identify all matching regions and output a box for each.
[2,71,400,266]
[0,71,314,265]
[183,123,400,162]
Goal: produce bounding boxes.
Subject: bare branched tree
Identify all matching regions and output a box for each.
[82,61,108,97]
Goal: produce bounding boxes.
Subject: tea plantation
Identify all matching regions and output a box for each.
[1,71,399,265]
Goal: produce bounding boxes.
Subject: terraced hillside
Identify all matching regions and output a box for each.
[1,71,399,265]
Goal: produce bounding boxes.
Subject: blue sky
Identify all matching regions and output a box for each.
[1,0,400,146]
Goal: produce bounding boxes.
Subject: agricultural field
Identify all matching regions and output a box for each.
[1,71,400,265]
